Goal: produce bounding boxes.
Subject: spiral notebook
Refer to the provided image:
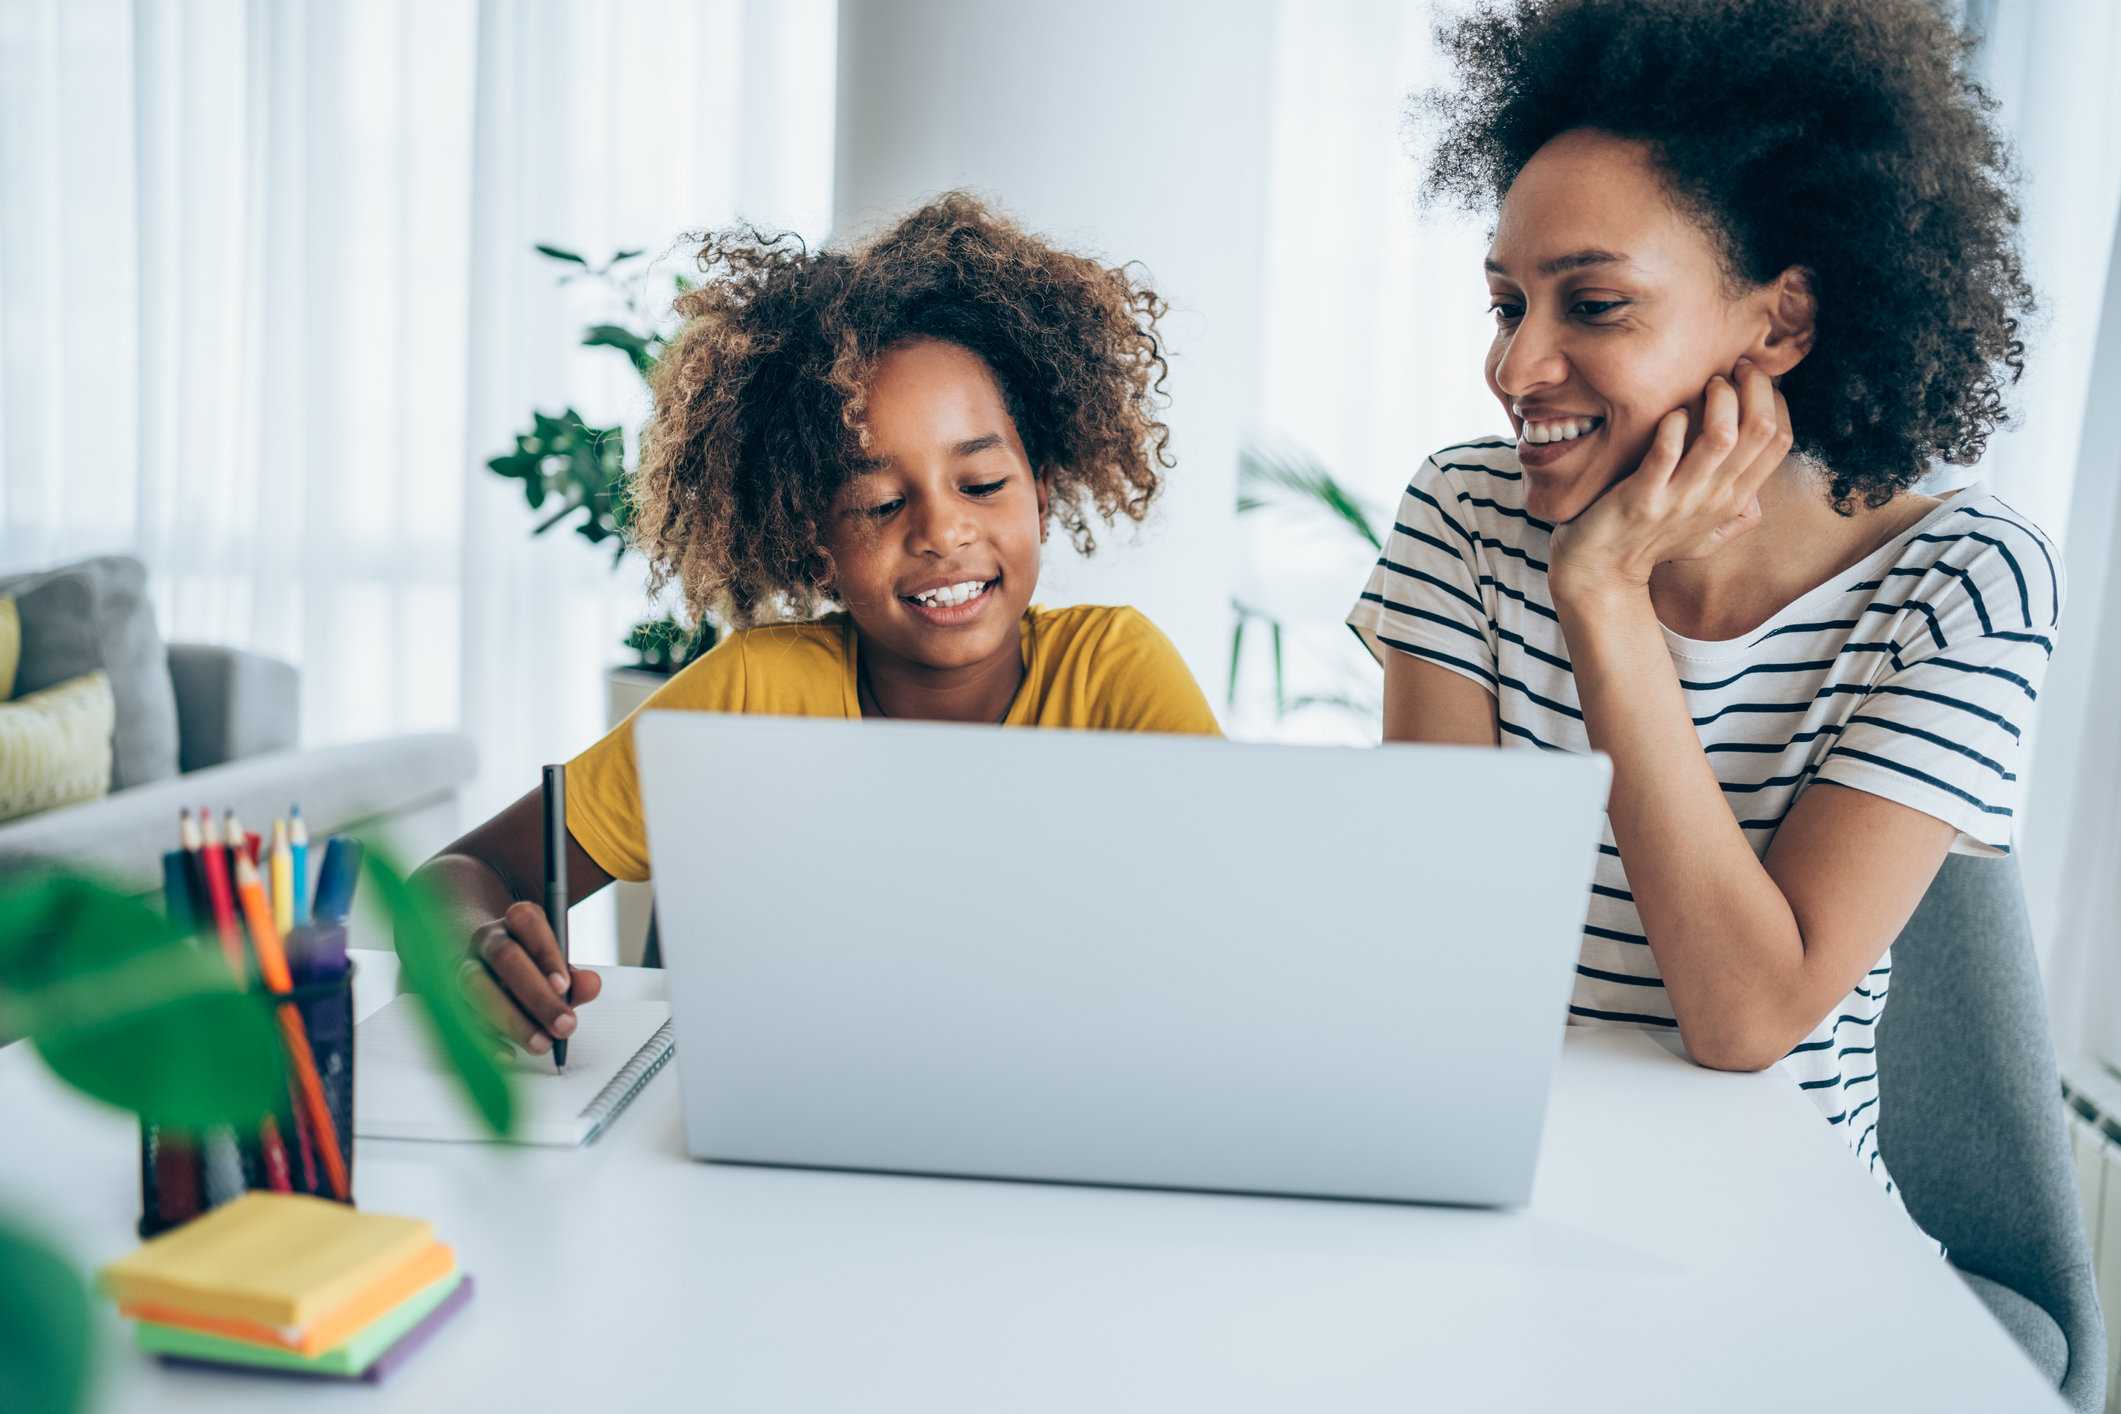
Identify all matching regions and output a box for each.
[354,996,675,1147]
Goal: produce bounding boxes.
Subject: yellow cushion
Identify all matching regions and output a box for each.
[0,670,115,822]
[0,596,18,700]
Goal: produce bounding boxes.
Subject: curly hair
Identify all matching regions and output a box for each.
[630,192,1172,626]
[1418,0,2032,511]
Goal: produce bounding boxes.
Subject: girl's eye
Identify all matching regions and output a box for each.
[964,479,1008,498]
[862,498,904,520]
[1489,300,1524,324]
[1571,300,1624,319]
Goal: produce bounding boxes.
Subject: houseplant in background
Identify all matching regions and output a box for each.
[0,845,509,1414]
[1229,439,1385,732]
[485,245,717,678]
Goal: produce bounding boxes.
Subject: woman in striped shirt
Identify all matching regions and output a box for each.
[1350,0,2053,1193]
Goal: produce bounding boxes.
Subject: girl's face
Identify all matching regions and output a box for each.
[1483,128,1805,523]
[823,337,1049,673]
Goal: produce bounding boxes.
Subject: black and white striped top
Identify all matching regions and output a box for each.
[1348,438,2063,1191]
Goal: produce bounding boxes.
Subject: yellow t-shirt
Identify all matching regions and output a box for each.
[568,603,1222,881]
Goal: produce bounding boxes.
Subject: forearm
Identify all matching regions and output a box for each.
[1558,585,1814,1068]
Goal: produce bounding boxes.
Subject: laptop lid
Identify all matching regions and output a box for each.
[635,712,1608,1205]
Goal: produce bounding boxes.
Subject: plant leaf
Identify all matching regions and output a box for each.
[533,244,588,266]
[582,325,658,378]
[358,843,514,1137]
[0,1217,91,1414]
[1237,441,1383,551]
[0,877,283,1126]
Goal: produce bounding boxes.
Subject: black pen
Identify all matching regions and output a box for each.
[543,764,570,1071]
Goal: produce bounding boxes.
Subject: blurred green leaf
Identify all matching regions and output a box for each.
[487,408,631,551]
[582,324,659,378]
[359,844,514,1137]
[0,1218,90,1414]
[533,244,588,266]
[0,877,283,1126]
[1238,441,1384,551]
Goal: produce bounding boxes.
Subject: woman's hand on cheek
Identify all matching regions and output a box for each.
[1548,359,1791,606]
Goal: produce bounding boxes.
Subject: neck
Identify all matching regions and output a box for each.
[856,623,1026,724]
[1648,458,1940,641]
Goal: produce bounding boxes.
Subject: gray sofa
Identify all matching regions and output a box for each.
[0,555,477,901]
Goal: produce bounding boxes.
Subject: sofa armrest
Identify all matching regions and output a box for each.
[0,733,479,894]
[167,643,300,771]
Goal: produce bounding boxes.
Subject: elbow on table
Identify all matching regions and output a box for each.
[1674,1022,1789,1075]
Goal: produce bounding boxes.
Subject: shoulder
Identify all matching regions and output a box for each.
[1027,602,1168,653]
[1902,492,2063,637]
[1399,437,1537,536]
[1023,604,1220,735]
[648,615,852,713]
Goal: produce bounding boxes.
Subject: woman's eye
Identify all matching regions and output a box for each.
[964,479,1008,498]
[1489,301,1524,324]
[1571,300,1624,319]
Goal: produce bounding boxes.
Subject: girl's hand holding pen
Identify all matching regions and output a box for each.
[461,902,600,1058]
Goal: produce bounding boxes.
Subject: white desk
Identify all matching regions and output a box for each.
[0,951,2059,1412]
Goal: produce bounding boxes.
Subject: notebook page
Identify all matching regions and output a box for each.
[355,996,673,1146]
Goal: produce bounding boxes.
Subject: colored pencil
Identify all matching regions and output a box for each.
[193,808,246,979]
[271,819,294,936]
[230,819,350,1201]
[289,804,310,924]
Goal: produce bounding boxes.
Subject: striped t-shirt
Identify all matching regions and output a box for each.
[1348,437,2062,1191]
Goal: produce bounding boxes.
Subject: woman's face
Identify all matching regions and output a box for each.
[822,337,1049,673]
[1484,128,1796,523]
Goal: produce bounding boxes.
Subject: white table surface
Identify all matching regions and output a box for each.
[0,950,2059,1412]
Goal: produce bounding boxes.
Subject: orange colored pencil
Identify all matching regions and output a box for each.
[230,821,350,1201]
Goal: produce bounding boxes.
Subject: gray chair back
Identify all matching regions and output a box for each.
[1875,851,2106,1410]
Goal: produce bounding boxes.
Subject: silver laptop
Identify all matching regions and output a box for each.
[634,712,1609,1206]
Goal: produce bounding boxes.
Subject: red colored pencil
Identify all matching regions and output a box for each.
[192,808,246,979]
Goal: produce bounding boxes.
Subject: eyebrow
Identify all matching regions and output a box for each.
[1484,249,1636,278]
[850,432,1009,475]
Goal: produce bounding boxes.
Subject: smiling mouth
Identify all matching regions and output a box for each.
[903,578,997,610]
[1518,416,1604,445]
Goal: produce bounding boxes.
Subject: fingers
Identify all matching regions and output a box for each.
[1673,360,1790,500]
[456,954,547,1055]
[1638,407,1689,486]
[497,898,602,1005]
[466,908,581,1051]
[501,899,568,992]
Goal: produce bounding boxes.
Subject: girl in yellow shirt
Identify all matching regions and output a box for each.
[418,193,1220,1052]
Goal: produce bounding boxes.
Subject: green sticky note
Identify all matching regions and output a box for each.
[133,1271,462,1375]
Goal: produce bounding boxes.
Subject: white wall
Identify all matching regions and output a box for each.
[831,0,1279,695]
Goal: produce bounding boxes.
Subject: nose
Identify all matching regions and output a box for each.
[1491,309,1568,400]
[904,485,977,557]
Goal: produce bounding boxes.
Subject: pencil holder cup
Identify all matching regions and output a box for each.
[137,964,357,1237]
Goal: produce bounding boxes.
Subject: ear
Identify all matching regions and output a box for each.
[1744,266,1816,378]
[1035,470,1051,544]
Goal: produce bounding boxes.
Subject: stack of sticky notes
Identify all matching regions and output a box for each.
[98,1192,471,1383]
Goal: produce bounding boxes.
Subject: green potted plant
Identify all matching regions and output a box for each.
[486,245,718,679]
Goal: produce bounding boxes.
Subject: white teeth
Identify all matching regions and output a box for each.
[914,580,987,607]
[1520,417,1599,445]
